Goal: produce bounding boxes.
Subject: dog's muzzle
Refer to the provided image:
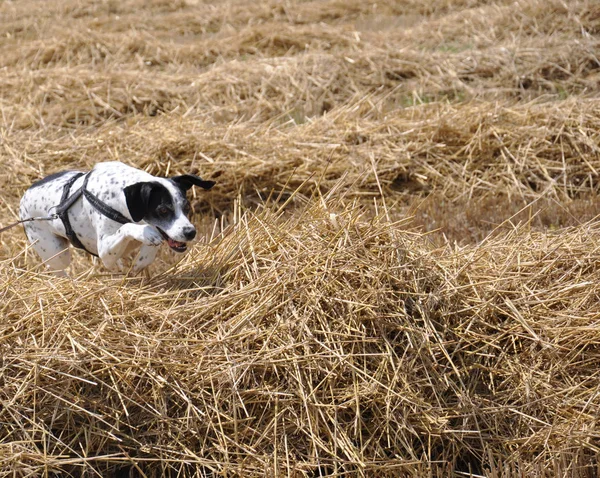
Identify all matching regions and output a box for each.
[157,228,188,253]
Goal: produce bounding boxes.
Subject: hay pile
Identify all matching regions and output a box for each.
[2,0,600,476]
[4,198,600,476]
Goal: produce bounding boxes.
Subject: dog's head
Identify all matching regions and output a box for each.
[123,174,215,253]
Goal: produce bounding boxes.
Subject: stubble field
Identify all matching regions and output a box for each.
[1,0,600,476]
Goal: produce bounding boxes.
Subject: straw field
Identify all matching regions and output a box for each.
[1,0,600,476]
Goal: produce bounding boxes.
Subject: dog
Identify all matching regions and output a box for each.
[19,161,215,276]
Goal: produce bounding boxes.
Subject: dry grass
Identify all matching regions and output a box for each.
[2,0,600,476]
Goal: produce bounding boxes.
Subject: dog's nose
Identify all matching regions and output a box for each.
[183,226,196,241]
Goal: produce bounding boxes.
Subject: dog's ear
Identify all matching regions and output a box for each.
[171,174,216,192]
[123,182,155,222]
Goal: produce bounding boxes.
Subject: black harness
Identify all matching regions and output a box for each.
[55,172,132,256]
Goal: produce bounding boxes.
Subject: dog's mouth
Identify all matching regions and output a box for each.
[157,228,187,253]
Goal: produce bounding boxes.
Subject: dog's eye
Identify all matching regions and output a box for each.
[157,206,170,216]
[183,203,191,216]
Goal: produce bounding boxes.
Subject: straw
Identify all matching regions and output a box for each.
[1,0,600,476]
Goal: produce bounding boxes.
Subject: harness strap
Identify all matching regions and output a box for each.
[55,171,133,256]
[82,174,131,225]
[56,172,96,255]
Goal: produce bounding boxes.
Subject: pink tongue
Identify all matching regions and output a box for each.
[168,238,185,248]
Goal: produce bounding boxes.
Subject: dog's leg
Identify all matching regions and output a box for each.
[43,239,71,277]
[132,244,160,273]
[24,223,72,276]
[97,224,163,271]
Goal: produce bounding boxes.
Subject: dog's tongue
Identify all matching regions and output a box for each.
[168,238,185,248]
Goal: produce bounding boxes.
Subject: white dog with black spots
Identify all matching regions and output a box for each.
[19,161,215,276]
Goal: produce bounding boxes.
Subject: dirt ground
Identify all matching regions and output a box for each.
[1,1,600,476]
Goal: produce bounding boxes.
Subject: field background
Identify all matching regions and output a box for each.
[1,0,600,476]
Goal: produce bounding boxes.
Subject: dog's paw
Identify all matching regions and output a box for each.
[101,257,123,273]
[130,225,163,246]
[142,226,164,246]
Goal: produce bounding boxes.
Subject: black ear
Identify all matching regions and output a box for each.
[171,174,216,192]
[123,182,155,222]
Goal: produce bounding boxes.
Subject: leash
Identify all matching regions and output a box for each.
[0,214,59,234]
